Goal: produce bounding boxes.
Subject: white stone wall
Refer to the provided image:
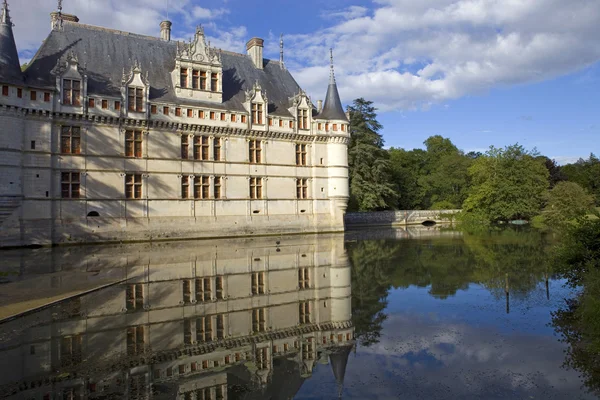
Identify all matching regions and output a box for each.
[0,74,350,246]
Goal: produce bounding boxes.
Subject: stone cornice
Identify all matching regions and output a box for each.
[0,104,349,144]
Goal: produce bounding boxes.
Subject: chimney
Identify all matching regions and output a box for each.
[50,11,79,30]
[317,100,323,113]
[160,20,172,41]
[246,37,264,69]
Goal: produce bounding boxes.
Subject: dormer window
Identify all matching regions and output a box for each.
[192,70,200,89]
[180,68,188,88]
[252,103,263,125]
[63,79,81,106]
[211,73,218,92]
[200,71,207,90]
[298,110,308,130]
[128,87,144,112]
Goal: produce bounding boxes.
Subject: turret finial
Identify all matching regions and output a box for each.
[1,0,11,25]
[329,48,336,84]
[280,34,285,70]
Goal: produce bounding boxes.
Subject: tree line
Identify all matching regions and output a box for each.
[347,98,599,224]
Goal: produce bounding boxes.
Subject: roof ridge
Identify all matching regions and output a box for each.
[64,21,168,42]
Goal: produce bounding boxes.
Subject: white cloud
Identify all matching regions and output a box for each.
[191,6,229,20]
[279,0,600,111]
[552,156,582,165]
[9,0,244,60]
[323,6,369,20]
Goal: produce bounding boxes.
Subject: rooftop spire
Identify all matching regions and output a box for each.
[0,0,22,84]
[318,48,347,121]
[329,48,336,84]
[1,0,11,25]
[280,33,285,69]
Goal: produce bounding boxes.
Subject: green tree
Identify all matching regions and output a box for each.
[463,144,549,223]
[347,98,397,211]
[388,147,427,209]
[542,181,595,227]
[561,153,600,205]
[551,218,600,395]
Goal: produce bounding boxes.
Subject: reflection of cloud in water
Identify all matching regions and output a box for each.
[296,313,594,399]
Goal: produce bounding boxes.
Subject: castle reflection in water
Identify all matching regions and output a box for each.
[0,234,354,399]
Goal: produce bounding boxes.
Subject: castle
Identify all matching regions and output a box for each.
[0,2,350,247]
[0,234,354,399]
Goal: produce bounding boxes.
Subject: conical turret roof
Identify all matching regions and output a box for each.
[0,1,22,85]
[317,49,348,121]
[329,344,352,398]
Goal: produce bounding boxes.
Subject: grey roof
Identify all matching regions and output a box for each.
[317,57,348,121]
[25,22,304,117]
[329,344,352,398]
[0,1,24,85]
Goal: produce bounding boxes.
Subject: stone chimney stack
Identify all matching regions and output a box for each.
[317,100,323,113]
[160,20,172,41]
[246,37,264,69]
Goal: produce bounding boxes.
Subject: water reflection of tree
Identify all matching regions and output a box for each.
[551,218,600,396]
[347,240,401,347]
[348,228,555,347]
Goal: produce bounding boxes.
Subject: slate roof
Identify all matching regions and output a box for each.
[329,344,353,397]
[317,63,348,121]
[24,22,307,117]
[0,2,24,85]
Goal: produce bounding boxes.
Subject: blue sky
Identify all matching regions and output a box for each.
[10,0,600,163]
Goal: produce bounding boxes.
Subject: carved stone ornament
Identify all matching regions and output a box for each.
[177,25,222,65]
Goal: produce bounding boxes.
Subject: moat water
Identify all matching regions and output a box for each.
[0,226,596,399]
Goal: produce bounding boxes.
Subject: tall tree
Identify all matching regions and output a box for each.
[542,181,595,228]
[347,98,397,211]
[561,153,600,205]
[419,136,472,209]
[388,147,427,209]
[463,144,549,223]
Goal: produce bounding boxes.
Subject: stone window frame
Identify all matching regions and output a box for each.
[251,103,264,125]
[62,78,81,106]
[295,143,307,166]
[127,86,144,113]
[61,171,81,199]
[193,176,210,199]
[60,126,81,154]
[299,301,311,324]
[298,109,309,130]
[249,177,263,199]
[125,130,143,158]
[296,178,308,199]
[125,173,143,199]
[249,140,262,163]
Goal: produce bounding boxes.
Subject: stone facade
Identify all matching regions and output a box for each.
[0,234,354,399]
[0,3,350,247]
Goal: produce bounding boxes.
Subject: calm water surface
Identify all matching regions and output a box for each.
[0,227,596,399]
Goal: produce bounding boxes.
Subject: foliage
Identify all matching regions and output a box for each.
[553,217,600,287]
[347,98,397,211]
[348,228,552,347]
[388,147,427,209]
[430,200,457,210]
[551,217,600,395]
[541,181,595,228]
[347,239,401,346]
[538,157,566,188]
[389,136,472,210]
[462,144,549,223]
[561,154,600,206]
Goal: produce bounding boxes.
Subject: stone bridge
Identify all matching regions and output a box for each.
[344,210,461,228]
